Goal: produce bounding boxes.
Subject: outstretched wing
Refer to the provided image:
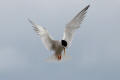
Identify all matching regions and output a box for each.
[63,5,90,47]
[28,19,54,50]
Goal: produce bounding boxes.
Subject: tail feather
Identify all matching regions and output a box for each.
[45,54,72,62]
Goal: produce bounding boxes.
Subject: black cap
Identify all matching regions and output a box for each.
[61,40,67,47]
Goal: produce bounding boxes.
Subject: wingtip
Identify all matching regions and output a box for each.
[27,18,32,23]
[27,18,35,26]
[88,5,90,8]
[85,5,90,10]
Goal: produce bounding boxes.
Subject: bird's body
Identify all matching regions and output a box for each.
[51,40,64,60]
[28,5,90,61]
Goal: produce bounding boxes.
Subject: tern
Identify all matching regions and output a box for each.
[28,5,90,61]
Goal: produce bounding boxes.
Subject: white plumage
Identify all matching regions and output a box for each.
[63,5,90,47]
[28,5,90,61]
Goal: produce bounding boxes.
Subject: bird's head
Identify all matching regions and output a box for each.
[61,40,67,47]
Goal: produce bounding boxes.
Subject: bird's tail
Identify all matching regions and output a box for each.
[45,54,72,62]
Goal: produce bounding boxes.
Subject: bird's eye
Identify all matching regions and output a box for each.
[61,40,67,47]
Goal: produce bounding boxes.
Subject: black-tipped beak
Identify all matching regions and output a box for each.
[64,48,66,55]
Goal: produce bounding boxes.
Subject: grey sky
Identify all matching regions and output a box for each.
[0,0,120,80]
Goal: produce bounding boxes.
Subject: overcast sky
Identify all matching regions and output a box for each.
[0,0,120,80]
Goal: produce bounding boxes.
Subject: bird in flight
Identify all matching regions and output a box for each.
[28,5,90,61]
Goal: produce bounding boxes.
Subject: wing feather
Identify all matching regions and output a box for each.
[28,19,54,50]
[63,5,90,47]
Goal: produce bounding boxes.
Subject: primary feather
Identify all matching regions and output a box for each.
[28,5,90,61]
[63,5,90,47]
[28,19,54,50]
